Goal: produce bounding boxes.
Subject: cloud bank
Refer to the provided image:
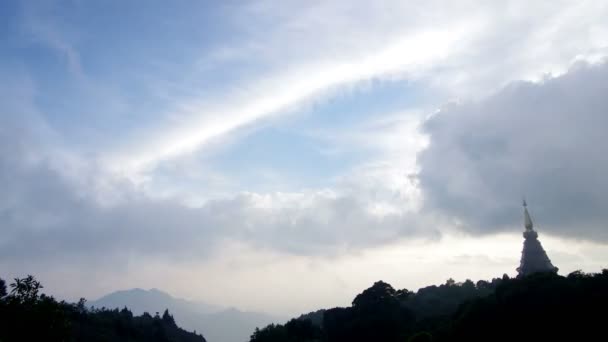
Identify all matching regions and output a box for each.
[4,61,608,269]
[419,61,608,240]
[0,116,434,265]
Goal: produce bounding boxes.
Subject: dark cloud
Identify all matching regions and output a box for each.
[418,60,608,240]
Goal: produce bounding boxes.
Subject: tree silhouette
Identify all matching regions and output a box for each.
[248,270,608,342]
[10,274,42,303]
[408,331,433,342]
[0,277,6,298]
[162,308,177,327]
[0,275,207,342]
[323,281,415,342]
[352,280,398,307]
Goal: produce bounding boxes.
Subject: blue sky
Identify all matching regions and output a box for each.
[2,0,608,316]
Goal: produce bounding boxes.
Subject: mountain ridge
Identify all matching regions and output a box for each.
[89,288,284,342]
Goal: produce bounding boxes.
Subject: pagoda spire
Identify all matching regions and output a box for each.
[523,199,533,231]
[516,201,558,277]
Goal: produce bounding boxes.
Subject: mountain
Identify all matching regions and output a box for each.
[89,288,221,316]
[0,275,206,342]
[89,289,283,342]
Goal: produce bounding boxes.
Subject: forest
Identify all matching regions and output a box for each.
[0,275,205,342]
[2,270,607,341]
[249,270,608,342]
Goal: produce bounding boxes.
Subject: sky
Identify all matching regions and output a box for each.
[1,0,608,316]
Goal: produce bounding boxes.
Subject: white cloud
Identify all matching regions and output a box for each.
[94,0,608,194]
[106,24,476,177]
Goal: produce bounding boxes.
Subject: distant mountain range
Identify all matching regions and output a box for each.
[89,288,284,342]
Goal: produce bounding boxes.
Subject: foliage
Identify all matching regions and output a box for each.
[250,319,322,342]
[0,275,206,342]
[324,281,414,342]
[248,270,608,342]
[297,309,325,328]
[447,270,608,341]
[403,276,499,320]
[9,275,43,303]
[0,278,6,298]
[408,331,432,342]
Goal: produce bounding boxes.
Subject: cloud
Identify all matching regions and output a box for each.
[107,25,474,176]
[0,158,435,263]
[0,112,437,267]
[4,1,608,264]
[12,1,608,187]
[105,0,608,183]
[0,65,431,265]
[418,60,608,240]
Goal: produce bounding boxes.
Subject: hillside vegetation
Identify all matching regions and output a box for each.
[0,276,206,342]
[250,270,608,342]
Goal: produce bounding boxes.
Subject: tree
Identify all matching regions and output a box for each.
[10,275,43,303]
[0,276,207,342]
[162,309,176,327]
[408,331,432,342]
[462,279,475,290]
[76,297,87,314]
[121,306,134,319]
[352,281,397,307]
[324,281,415,342]
[396,288,413,301]
[250,272,608,342]
[285,318,321,340]
[249,324,287,342]
[0,277,6,298]
[476,280,490,290]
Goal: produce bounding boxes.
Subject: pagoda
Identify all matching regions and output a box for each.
[516,200,558,277]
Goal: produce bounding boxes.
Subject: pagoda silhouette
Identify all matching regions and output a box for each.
[516,200,558,277]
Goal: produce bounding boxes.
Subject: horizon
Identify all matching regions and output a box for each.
[2,0,608,318]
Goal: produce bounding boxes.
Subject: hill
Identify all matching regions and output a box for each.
[91,288,283,342]
[249,270,608,342]
[90,288,220,317]
[0,275,205,342]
